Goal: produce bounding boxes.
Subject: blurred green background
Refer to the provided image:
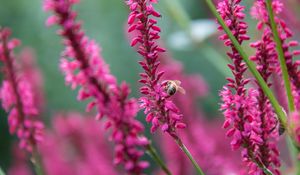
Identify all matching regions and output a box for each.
[1,0,290,173]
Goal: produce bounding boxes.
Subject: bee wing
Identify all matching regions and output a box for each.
[174,80,182,85]
[162,80,168,84]
[177,86,186,94]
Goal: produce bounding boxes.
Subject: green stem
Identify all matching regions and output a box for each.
[175,138,205,175]
[265,0,295,112]
[203,0,300,173]
[163,0,190,31]
[253,158,274,175]
[31,149,44,175]
[146,143,172,175]
[287,137,300,174]
[203,0,287,127]
[265,1,300,174]
[261,165,274,175]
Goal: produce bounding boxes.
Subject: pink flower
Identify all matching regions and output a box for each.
[289,112,300,146]
[251,0,283,30]
[154,51,241,174]
[126,0,185,140]
[18,48,45,111]
[0,28,44,153]
[251,0,300,110]
[40,113,118,175]
[217,0,270,173]
[217,0,250,45]
[250,28,281,175]
[8,146,32,175]
[44,0,148,173]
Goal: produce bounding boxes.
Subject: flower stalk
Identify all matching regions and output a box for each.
[146,144,172,175]
[126,0,206,174]
[44,0,173,174]
[31,148,44,175]
[265,0,295,112]
[0,28,44,175]
[204,0,300,173]
[203,0,287,127]
[175,138,205,175]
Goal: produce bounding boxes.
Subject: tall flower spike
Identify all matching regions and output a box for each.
[126,3,206,173]
[217,0,267,173]
[250,28,281,174]
[126,0,186,139]
[251,0,300,109]
[0,28,44,153]
[44,0,149,174]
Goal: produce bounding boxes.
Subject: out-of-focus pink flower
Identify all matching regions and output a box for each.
[0,28,44,153]
[44,0,148,173]
[40,113,118,175]
[289,112,300,146]
[251,0,283,30]
[8,146,32,175]
[280,1,300,31]
[18,48,45,110]
[126,0,185,140]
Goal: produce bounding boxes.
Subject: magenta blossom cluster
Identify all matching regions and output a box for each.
[0,28,44,153]
[250,28,281,174]
[44,0,149,173]
[252,0,300,109]
[125,23,241,173]
[217,0,273,173]
[126,0,186,139]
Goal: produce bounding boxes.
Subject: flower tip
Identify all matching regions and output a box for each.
[175,122,186,129]
[150,125,158,133]
[138,161,149,169]
[138,136,149,146]
[45,16,58,27]
[161,123,169,132]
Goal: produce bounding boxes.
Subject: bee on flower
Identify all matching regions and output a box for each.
[163,80,186,96]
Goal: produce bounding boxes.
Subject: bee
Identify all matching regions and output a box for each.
[278,107,287,135]
[269,107,286,135]
[278,123,285,135]
[164,80,186,96]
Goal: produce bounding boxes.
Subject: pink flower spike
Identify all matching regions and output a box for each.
[44,0,149,173]
[0,28,44,153]
[125,0,186,141]
[217,0,280,174]
[251,0,300,109]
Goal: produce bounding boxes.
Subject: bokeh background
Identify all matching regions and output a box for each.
[1,0,300,174]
